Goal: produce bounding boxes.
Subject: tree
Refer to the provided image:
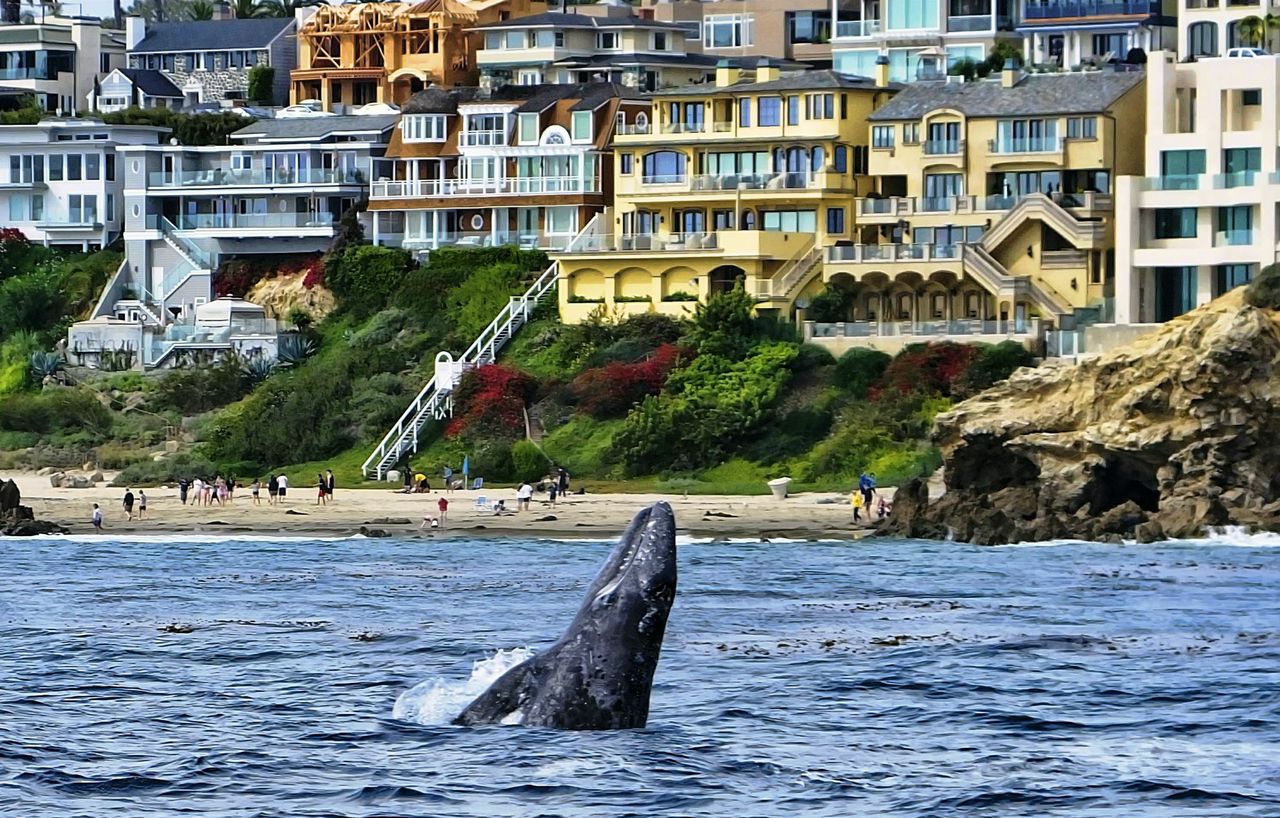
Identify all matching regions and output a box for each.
[247,64,274,103]
[230,0,265,18]
[1238,15,1266,47]
[689,285,755,359]
[189,0,213,19]
[260,0,318,17]
[984,40,1023,74]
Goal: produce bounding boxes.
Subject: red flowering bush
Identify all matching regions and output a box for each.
[214,253,325,297]
[872,342,981,400]
[446,364,537,439]
[572,343,691,419]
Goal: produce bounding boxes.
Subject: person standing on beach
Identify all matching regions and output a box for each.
[267,474,279,505]
[443,465,453,492]
[178,477,190,506]
[516,482,533,511]
[277,473,289,504]
[851,489,864,523]
[123,488,135,521]
[316,473,328,506]
[558,467,570,497]
[858,472,875,507]
[437,495,448,528]
[91,503,103,532]
[548,480,558,506]
[325,469,335,503]
[138,490,148,520]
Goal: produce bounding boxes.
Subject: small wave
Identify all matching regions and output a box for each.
[0,533,364,544]
[392,647,534,726]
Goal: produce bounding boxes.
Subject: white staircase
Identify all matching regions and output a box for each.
[981,193,1106,250]
[756,240,822,302]
[962,244,1069,318]
[361,259,561,480]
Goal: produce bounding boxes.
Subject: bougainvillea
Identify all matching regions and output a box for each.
[446,364,537,440]
[871,342,980,400]
[214,253,325,297]
[571,343,691,418]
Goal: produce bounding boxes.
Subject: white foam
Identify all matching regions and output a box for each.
[0,533,365,544]
[392,647,535,725]
[989,526,1280,548]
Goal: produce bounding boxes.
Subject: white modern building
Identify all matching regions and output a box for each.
[0,118,166,249]
[1114,50,1272,324]
[0,14,126,113]
[1019,0,1176,68]
[1179,0,1276,59]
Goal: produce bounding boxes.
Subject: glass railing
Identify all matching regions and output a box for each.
[988,137,1064,154]
[35,212,100,227]
[834,19,880,37]
[923,139,963,155]
[641,174,687,185]
[458,130,508,147]
[1215,170,1258,188]
[172,212,335,230]
[370,176,601,198]
[0,67,57,80]
[1143,175,1202,191]
[1023,0,1156,18]
[560,232,720,253]
[689,171,816,191]
[984,194,1017,210]
[920,196,956,212]
[947,14,992,32]
[1217,229,1253,246]
[149,168,365,188]
[860,198,893,214]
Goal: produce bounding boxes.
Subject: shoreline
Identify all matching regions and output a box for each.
[2,473,885,540]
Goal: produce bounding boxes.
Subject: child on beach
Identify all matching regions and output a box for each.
[437,496,448,528]
[851,489,864,523]
[138,490,147,520]
[91,503,102,532]
[316,473,327,505]
[252,479,262,505]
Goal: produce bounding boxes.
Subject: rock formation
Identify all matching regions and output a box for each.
[884,288,1280,544]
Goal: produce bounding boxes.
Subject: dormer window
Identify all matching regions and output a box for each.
[597,31,620,50]
[571,111,592,142]
[402,114,447,142]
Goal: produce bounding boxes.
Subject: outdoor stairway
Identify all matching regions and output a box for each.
[980,193,1106,250]
[361,259,561,480]
[756,241,822,303]
[962,244,1070,319]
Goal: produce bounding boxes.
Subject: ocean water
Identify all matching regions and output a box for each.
[1,530,1278,817]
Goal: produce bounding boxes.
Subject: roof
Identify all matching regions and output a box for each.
[132,18,293,54]
[650,69,890,97]
[229,113,401,142]
[117,68,182,98]
[867,70,1145,121]
[471,12,689,32]
[510,82,639,114]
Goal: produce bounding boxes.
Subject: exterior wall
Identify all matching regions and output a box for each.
[0,17,117,113]
[1116,50,1279,324]
[648,0,835,65]
[1177,0,1275,59]
[269,29,297,106]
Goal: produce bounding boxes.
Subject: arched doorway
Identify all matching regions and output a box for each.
[709,264,746,295]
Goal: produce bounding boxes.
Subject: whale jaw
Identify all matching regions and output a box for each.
[453,502,677,730]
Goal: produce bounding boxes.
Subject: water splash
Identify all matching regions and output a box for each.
[392,647,535,726]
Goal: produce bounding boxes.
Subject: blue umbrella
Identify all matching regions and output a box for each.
[462,455,469,481]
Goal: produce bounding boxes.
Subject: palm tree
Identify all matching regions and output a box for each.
[230,0,266,18]
[190,0,214,19]
[1265,12,1280,51]
[260,0,318,17]
[1237,15,1267,48]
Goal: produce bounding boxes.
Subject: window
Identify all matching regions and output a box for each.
[66,154,81,181]
[69,194,96,224]
[1160,149,1205,188]
[571,111,592,142]
[826,206,845,234]
[872,125,894,148]
[738,97,751,127]
[8,155,42,183]
[761,209,817,232]
[30,194,41,221]
[106,193,114,222]
[1217,205,1252,245]
[1092,33,1126,58]
[834,145,848,173]
[546,206,575,235]
[787,96,800,126]
[1223,147,1260,186]
[653,32,668,51]
[401,114,447,142]
[642,151,686,183]
[533,30,563,48]
[713,208,735,229]
[758,96,781,127]
[518,112,538,143]
[620,153,633,174]
[1215,264,1253,295]
[805,93,834,120]
[923,173,962,209]
[887,0,939,31]
[1066,117,1097,139]
[1153,208,1196,239]
[7,194,26,221]
[703,14,754,48]
[1188,21,1217,58]
[484,31,502,49]
[994,118,1058,152]
[86,154,100,181]
[786,11,831,45]
[48,154,62,181]
[232,153,252,171]
[597,31,620,50]
[1242,89,1262,106]
[903,122,920,144]
[106,155,115,182]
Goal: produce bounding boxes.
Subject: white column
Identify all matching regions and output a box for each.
[1196,265,1213,306]
[372,210,380,245]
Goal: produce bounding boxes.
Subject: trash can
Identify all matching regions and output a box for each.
[767,477,792,500]
[387,469,402,485]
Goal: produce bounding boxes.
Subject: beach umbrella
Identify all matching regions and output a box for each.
[462,455,469,479]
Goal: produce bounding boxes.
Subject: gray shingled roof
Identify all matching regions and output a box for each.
[132,18,293,53]
[118,68,183,98]
[866,70,1144,121]
[650,69,889,97]
[471,12,690,32]
[230,114,400,141]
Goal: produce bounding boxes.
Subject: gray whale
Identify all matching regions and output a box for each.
[454,501,677,730]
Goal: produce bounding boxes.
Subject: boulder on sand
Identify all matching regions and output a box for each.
[883,288,1280,544]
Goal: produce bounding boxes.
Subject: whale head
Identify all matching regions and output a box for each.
[453,502,678,730]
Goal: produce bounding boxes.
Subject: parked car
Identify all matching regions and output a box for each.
[1226,47,1270,58]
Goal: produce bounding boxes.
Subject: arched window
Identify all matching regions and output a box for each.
[1227,20,1248,50]
[1189,21,1218,57]
[811,146,826,172]
[641,151,686,184]
[834,145,848,173]
[740,208,756,230]
[785,146,807,172]
[896,292,912,319]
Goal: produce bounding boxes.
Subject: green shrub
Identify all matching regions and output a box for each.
[511,439,549,482]
[446,262,526,340]
[0,389,111,435]
[834,348,891,397]
[689,286,755,359]
[1245,262,1280,310]
[152,358,249,415]
[806,282,855,323]
[326,245,413,318]
[247,64,274,103]
[101,107,252,146]
[792,343,836,372]
[799,422,898,483]
[113,452,221,487]
[0,268,63,342]
[955,341,1036,397]
[469,438,514,483]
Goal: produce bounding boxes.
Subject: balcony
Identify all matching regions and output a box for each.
[36,212,102,230]
[988,136,1064,155]
[0,67,59,81]
[171,212,335,231]
[1216,229,1253,247]
[1214,171,1258,189]
[149,168,365,189]
[1184,0,1218,7]
[1140,175,1202,191]
[459,130,508,147]
[826,243,964,264]
[1021,0,1157,19]
[401,231,571,251]
[637,171,824,193]
[369,175,601,199]
[563,231,720,253]
[923,139,964,156]
[834,19,880,38]
[947,14,992,33]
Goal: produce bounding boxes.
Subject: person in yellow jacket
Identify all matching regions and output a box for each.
[851,488,865,523]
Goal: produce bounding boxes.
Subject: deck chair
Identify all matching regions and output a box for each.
[471,477,484,490]
[474,495,488,509]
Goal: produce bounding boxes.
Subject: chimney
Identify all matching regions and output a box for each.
[715,58,742,88]
[755,57,780,84]
[213,2,233,20]
[874,54,890,88]
[1001,58,1022,89]
[126,16,146,49]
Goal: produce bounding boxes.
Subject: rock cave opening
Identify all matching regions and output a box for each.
[948,435,1040,493]
[1089,455,1160,515]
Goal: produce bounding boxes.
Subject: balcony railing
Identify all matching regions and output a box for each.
[834,19,880,38]
[1216,229,1253,247]
[616,123,652,135]
[459,130,508,147]
[1141,175,1202,191]
[149,168,364,188]
[988,136,1064,154]
[36,212,101,228]
[401,231,571,251]
[641,174,687,186]
[635,171,819,192]
[1184,0,1218,7]
[561,232,720,253]
[826,243,964,263]
[172,212,335,230]
[370,176,601,199]
[920,196,957,212]
[923,139,964,156]
[0,67,59,81]
[1022,0,1157,18]
[857,190,1114,217]
[947,14,992,32]
[1214,170,1258,189]
[804,318,1042,340]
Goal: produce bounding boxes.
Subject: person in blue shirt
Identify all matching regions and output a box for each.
[859,472,876,506]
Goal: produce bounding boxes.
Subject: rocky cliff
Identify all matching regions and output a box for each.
[885,288,1280,544]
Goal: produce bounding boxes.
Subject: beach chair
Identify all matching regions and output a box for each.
[474,495,488,509]
[471,477,484,490]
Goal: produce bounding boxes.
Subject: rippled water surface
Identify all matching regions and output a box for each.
[2,531,1278,816]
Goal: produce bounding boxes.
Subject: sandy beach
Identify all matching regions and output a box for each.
[4,473,884,539]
